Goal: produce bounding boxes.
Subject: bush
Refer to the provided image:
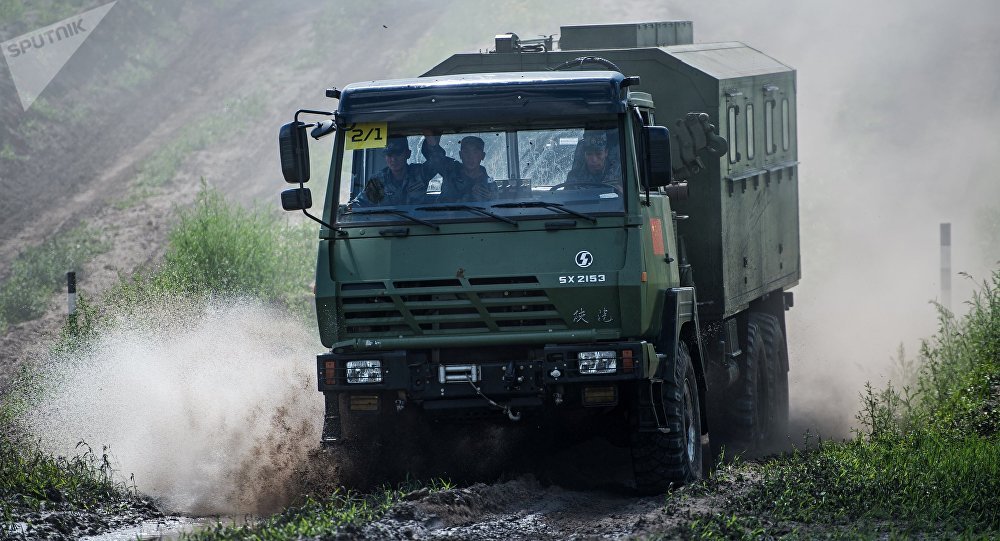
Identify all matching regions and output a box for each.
[681,269,1000,538]
[52,183,315,355]
[156,182,313,305]
[735,269,1000,533]
[0,225,107,333]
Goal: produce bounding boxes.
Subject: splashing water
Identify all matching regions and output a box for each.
[28,298,324,515]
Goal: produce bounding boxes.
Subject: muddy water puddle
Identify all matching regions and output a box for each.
[80,516,245,541]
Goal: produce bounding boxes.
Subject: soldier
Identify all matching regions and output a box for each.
[423,135,497,203]
[565,130,622,187]
[353,137,438,206]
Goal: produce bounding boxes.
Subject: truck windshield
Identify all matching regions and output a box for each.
[333,122,625,226]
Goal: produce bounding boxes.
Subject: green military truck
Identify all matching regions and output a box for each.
[279,21,799,492]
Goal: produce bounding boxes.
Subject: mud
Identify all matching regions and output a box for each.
[3,497,162,541]
[343,472,739,541]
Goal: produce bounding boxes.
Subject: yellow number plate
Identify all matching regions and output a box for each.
[344,122,388,150]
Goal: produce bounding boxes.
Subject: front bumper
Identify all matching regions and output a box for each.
[317,342,646,411]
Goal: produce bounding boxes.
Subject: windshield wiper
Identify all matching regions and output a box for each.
[416,204,518,226]
[490,201,598,224]
[344,208,440,230]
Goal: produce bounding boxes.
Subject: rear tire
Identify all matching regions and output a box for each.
[727,312,788,455]
[631,341,703,493]
[758,313,790,450]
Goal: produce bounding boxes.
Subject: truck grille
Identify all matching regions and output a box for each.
[338,276,566,337]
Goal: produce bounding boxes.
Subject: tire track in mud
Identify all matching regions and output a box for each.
[350,474,736,541]
[294,434,757,541]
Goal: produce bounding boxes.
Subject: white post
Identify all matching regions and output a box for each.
[940,223,951,311]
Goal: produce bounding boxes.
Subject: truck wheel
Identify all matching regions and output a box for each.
[758,314,790,447]
[729,312,786,454]
[631,341,703,493]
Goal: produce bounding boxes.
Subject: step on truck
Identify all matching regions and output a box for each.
[279,21,799,492]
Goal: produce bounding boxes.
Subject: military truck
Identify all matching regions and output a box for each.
[279,21,799,492]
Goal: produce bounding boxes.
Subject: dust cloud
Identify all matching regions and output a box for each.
[26,299,323,515]
[612,0,1000,437]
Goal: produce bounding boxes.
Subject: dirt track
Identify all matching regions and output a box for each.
[358,476,706,540]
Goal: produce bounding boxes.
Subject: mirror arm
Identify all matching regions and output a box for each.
[300,206,338,234]
[294,109,334,123]
[295,179,338,235]
[291,109,337,234]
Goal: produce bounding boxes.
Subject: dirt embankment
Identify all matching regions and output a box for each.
[0,0,445,385]
[1,1,309,379]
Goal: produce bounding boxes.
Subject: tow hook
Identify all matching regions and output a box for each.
[465,377,522,422]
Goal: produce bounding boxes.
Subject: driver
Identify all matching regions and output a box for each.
[353,137,438,206]
[565,131,622,188]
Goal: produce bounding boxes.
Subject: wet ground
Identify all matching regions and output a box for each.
[78,516,220,541]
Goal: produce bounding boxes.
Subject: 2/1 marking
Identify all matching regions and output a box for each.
[345,122,388,150]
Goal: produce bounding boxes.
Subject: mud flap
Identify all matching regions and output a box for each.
[321,391,342,445]
[636,373,668,432]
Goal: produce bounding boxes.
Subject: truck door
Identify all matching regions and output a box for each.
[629,106,680,292]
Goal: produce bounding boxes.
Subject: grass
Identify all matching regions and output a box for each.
[679,268,1000,539]
[182,480,452,541]
[0,436,137,520]
[113,92,267,210]
[59,181,316,352]
[0,142,26,162]
[0,362,144,528]
[2,179,316,531]
[148,181,312,306]
[134,94,265,191]
[0,224,108,333]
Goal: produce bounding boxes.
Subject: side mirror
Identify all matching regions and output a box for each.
[281,187,313,211]
[279,121,310,183]
[311,119,336,140]
[642,125,672,188]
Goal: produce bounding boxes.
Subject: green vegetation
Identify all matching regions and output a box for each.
[147,181,313,305]
[0,364,142,527]
[63,183,315,351]
[682,268,1000,539]
[137,95,264,189]
[0,224,108,333]
[0,142,25,162]
[183,481,452,541]
[0,0,96,30]
[113,93,267,209]
[0,435,140,522]
[0,364,155,536]
[2,180,315,534]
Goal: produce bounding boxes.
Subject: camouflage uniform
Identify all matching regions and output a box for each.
[423,143,498,203]
[352,140,439,207]
[566,158,622,185]
[565,130,622,187]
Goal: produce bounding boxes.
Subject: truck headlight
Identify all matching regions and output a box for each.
[577,351,617,374]
[346,360,382,383]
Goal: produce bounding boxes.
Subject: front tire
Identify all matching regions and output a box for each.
[631,341,703,493]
